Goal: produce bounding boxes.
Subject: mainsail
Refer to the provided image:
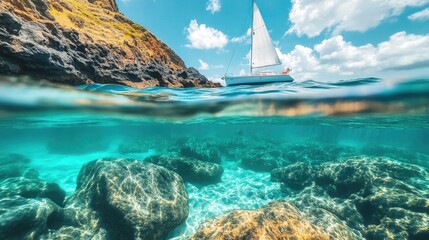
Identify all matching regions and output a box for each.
[251,1,281,70]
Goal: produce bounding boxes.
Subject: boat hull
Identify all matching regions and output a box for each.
[225,74,294,86]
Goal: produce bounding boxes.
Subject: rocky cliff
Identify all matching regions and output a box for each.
[0,0,220,88]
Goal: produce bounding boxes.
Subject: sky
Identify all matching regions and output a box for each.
[116,0,429,83]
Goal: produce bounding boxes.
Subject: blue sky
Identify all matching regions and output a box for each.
[117,0,429,82]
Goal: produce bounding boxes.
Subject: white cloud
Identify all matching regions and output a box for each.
[206,0,221,14]
[278,32,429,80]
[198,59,210,70]
[231,28,251,43]
[185,20,228,50]
[288,0,429,37]
[408,7,429,21]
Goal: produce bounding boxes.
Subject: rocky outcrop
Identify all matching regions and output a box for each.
[0,176,65,206]
[146,155,224,185]
[279,157,429,240]
[0,153,66,206]
[47,158,189,240]
[190,200,358,240]
[0,0,220,88]
[0,154,66,240]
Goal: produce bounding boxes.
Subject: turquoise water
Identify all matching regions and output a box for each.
[0,77,429,239]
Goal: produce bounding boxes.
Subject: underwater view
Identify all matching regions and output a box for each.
[0,77,428,240]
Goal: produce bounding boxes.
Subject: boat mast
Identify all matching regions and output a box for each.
[250,0,254,75]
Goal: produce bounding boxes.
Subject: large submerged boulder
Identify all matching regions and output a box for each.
[190,200,358,240]
[58,158,189,240]
[0,0,220,88]
[146,155,224,185]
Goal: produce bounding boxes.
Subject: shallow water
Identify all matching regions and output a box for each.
[0,76,428,239]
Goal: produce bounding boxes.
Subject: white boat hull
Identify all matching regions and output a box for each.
[225,74,294,86]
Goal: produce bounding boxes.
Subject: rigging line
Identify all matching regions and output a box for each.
[224,4,253,77]
[253,25,267,31]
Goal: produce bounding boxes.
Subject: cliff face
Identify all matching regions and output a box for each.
[0,0,220,88]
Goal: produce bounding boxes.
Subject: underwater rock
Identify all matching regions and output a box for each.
[315,157,427,198]
[0,176,65,206]
[271,162,315,190]
[67,158,189,240]
[0,196,62,240]
[283,157,429,240]
[190,200,358,240]
[241,147,288,172]
[146,155,224,185]
[42,226,107,240]
[0,153,66,206]
[40,206,108,240]
[0,153,31,180]
[291,186,365,232]
[179,139,221,164]
[302,207,364,239]
[364,208,429,240]
[0,0,220,88]
[283,143,357,164]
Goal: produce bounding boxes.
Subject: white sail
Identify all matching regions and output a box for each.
[251,1,281,69]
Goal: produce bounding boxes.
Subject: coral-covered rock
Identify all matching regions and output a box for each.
[66,158,188,240]
[0,196,63,240]
[190,200,358,240]
[0,0,220,88]
[146,155,224,185]
[271,162,315,190]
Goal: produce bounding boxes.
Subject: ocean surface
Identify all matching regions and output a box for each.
[0,76,429,239]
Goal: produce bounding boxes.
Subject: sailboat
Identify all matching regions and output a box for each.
[225,0,294,86]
